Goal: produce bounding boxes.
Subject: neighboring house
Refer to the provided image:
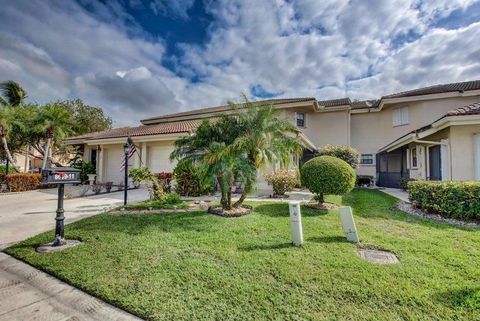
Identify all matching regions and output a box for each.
[65,80,480,190]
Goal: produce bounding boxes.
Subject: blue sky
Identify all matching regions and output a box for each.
[0,0,479,126]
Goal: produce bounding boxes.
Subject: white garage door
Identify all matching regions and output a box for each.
[147,144,175,173]
[103,146,124,184]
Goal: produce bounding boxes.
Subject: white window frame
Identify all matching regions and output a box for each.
[392,106,409,127]
[360,154,374,165]
[295,112,306,128]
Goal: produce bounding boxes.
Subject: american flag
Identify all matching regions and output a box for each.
[120,144,136,171]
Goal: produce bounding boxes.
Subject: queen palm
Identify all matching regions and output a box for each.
[0,106,16,165]
[0,81,27,166]
[37,104,74,169]
[226,97,303,207]
[170,116,255,210]
[0,81,27,107]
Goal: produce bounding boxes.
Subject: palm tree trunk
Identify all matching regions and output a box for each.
[233,182,251,208]
[42,138,51,170]
[1,135,15,165]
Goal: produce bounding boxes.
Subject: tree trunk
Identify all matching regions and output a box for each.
[233,181,252,208]
[317,193,324,204]
[1,135,15,165]
[42,138,51,170]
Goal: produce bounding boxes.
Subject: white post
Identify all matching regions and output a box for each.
[288,201,303,246]
[474,134,480,180]
[339,206,359,243]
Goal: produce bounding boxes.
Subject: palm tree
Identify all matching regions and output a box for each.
[226,97,303,207]
[0,106,15,165]
[0,81,27,166]
[170,117,254,210]
[37,104,74,169]
[0,81,27,107]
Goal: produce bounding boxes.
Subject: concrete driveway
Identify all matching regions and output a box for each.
[0,188,149,249]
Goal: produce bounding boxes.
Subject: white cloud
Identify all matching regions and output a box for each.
[0,0,479,126]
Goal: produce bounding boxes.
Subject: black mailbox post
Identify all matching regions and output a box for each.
[41,167,81,246]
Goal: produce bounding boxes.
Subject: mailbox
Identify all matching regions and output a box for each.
[41,167,81,185]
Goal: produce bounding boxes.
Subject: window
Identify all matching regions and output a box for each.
[296,112,306,127]
[411,147,418,168]
[392,106,409,126]
[360,154,374,165]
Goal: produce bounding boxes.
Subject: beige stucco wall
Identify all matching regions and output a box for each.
[281,108,350,148]
[351,95,480,179]
[449,124,480,181]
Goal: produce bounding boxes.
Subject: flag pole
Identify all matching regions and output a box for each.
[123,137,133,205]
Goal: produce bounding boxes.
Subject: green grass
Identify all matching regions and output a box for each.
[6,189,480,320]
[123,199,191,210]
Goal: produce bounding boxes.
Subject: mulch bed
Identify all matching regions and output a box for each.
[304,202,338,210]
[207,205,253,217]
[396,201,480,228]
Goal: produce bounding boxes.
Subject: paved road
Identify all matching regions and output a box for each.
[0,253,142,321]
[0,188,149,249]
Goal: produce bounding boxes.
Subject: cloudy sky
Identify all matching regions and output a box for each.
[1,0,480,126]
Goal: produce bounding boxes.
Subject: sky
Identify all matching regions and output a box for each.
[1,0,480,126]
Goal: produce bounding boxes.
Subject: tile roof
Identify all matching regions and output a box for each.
[383,80,480,99]
[141,97,316,123]
[317,97,351,107]
[445,102,480,117]
[351,99,380,109]
[66,119,202,142]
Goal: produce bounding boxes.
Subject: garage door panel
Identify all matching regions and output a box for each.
[147,145,175,173]
[103,146,124,184]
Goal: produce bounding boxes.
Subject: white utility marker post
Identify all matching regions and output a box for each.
[339,206,359,243]
[289,201,303,246]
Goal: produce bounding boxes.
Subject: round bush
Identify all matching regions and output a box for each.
[318,144,360,169]
[300,156,356,202]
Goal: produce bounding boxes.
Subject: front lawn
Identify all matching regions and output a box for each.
[6,189,480,320]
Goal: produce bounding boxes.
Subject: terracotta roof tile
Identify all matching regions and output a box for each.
[383,80,480,99]
[317,97,351,107]
[351,99,380,109]
[445,102,480,116]
[67,119,202,142]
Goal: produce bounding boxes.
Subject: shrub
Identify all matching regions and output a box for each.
[318,144,360,169]
[173,161,212,196]
[399,178,416,191]
[356,175,373,187]
[129,167,162,199]
[300,156,356,203]
[72,161,95,184]
[6,173,41,192]
[264,170,299,196]
[156,172,173,192]
[408,181,480,220]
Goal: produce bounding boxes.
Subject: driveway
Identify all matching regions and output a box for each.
[0,188,149,249]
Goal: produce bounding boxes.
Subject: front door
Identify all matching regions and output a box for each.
[429,145,441,180]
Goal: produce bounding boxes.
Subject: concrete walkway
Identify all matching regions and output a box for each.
[379,188,410,203]
[0,188,149,249]
[0,253,142,321]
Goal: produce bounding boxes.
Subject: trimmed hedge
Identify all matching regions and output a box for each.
[300,155,356,202]
[408,181,480,220]
[6,173,41,192]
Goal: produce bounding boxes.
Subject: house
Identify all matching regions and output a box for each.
[65,80,480,190]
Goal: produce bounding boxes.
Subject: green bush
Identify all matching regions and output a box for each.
[173,161,212,196]
[72,161,95,184]
[300,156,356,203]
[129,167,162,199]
[408,181,480,220]
[399,178,416,191]
[318,144,360,169]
